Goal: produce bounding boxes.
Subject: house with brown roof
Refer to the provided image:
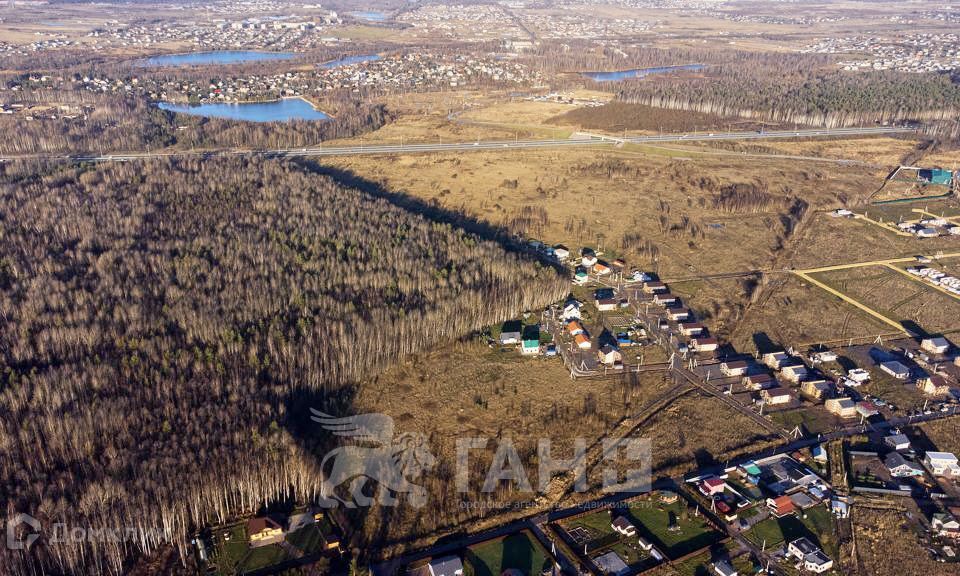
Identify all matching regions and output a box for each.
[767,495,796,518]
[247,516,284,547]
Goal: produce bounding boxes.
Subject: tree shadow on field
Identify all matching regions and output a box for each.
[751,332,779,355]
[293,160,565,275]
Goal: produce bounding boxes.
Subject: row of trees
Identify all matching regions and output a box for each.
[616,66,960,132]
[0,157,569,575]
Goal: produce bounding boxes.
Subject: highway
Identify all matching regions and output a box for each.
[0,126,917,164]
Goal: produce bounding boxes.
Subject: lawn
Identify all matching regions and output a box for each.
[286,524,324,555]
[241,544,288,572]
[744,505,836,557]
[466,531,552,576]
[625,500,724,559]
[562,509,617,539]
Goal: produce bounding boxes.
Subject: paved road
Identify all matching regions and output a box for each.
[0,126,917,164]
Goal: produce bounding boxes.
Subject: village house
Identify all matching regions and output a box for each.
[574,333,591,350]
[561,300,582,321]
[428,555,464,576]
[580,251,598,267]
[642,281,667,294]
[880,360,911,380]
[787,538,833,573]
[885,452,925,477]
[667,308,690,321]
[767,495,796,517]
[743,372,777,391]
[922,336,951,355]
[761,386,794,405]
[699,477,726,496]
[499,321,523,345]
[925,452,960,477]
[596,297,618,311]
[247,516,284,547]
[653,293,677,306]
[712,560,738,576]
[721,360,749,377]
[611,516,636,536]
[566,320,585,336]
[917,375,951,396]
[553,245,570,262]
[885,433,911,451]
[761,351,792,369]
[810,350,838,364]
[678,321,704,336]
[593,261,612,276]
[598,344,622,366]
[800,379,833,401]
[780,364,809,383]
[690,337,719,352]
[932,512,960,539]
[825,397,857,418]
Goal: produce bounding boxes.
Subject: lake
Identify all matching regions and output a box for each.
[582,63,705,82]
[319,54,381,69]
[350,11,389,22]
[144,50,296,67]
[158,97,329,122]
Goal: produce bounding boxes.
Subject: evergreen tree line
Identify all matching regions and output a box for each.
[0,157,569,575]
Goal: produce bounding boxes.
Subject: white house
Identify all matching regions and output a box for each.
[561,300,582,321]
[553,245,570,262]
[787,538,833,574]
[880,361,911,380]
[884,433,911,451]
[925,452,960,477]
[611,516,636,537]
[720,360,749,377]
[428,556,464,576]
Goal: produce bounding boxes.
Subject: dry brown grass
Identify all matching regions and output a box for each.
[729,273,891,351]
[815,265,960,334]
[852,507,955,576]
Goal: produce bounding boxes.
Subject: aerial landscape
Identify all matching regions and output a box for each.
[2,1,960,575]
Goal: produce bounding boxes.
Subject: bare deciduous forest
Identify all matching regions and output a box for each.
[0,157,568,575]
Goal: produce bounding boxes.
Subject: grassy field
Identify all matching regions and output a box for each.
[465,532,552,576]
[744,505,837,557]
[625,499,725,559]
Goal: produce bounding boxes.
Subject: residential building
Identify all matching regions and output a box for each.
[885,452,925,477]
[922,337,951,355]
[611,516,636,536]
[884,433,911,451]
[800,379,832,401]
[699,477,726,496]
[917,375,951,396]
[767,495,796,517]
[574,333,591,350]
[428,555,464,576]
[880,361,911,380]
[825,397,857,418]
[690,337,718,352]
[762,351,791,369]
[780,364,809,383]
[761,386,793,405]
[743,372,776,391]
[247,516,284,547]
[712,560,738,576]
[678,322,704,336]
[787,538,833,574]
[925,452,960,477]
[721,360,749,377]
[667,308,690,321]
